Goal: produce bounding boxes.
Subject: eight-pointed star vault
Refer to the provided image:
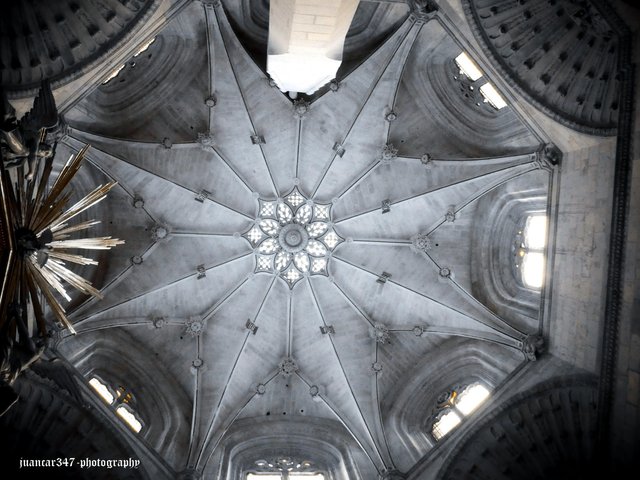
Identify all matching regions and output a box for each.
[54,1,551,476]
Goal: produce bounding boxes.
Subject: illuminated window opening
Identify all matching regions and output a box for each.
[247,458,324,479]
[116,405,143,433]
[102,64,125,85]
[134,37,156,56]
[89,377,114,404]
[455,52,483,81]
[454,51,508,110]
[479,83,507,109]
[431,383,491,440]
[87,376,144,433]
[517,214,547,289]
[101,36,156,85]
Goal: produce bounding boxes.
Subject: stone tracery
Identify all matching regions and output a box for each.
[244,189,343,287]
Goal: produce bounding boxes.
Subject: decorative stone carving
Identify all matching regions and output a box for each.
[439,267,452,279]
[333,142,346,157]
[152,317,166,329]
[413,325,426,337]
[204,95,217,107]
[421,153,434,168]
[256,383,266,395]
[462,0,624,134]
[293,99,310,118]
[372,362,383,373]
[377,272,392,284]
[196,264,206,280]
[411,0,438,22]
[197,132,215,148]
[250,134,266,145]
[243,188,342,287]
[162,137,172,149]
[195,189,211,203]
[381,143,398,164]
[329,79,340,92]
[380,469,407,480]
[0,1,159,91]
[444,210,456,223]
[385,110,398,122]
[185,317,204,337]
[373,324,390,344]
[253,457,314,473]
[278,357,298,376]
[132,195,145,209]
[522,334,545,361]
[192,358,203,369]
[245,319,258,335]
[449,60,496,113]
[381,199,391,214]
[309,385,320,397]
[131,255,143,265]
[536,143,563,170]
[411,233,433,254]
[151,225,168,241]
[320,325,335,335]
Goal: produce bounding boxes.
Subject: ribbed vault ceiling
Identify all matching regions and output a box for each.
[53,1,551,476]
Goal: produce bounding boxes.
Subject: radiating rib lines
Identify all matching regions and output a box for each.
[67,241,159,318]
[212,9,279,197]
[307,278,388,469]
[72,134,254,221]
[294,369,384,473]
[374,341,396,469]
[193,275,277,468]
[332,255,524,341]
[210,146,256,194]
[424,167,539,237]
[187,334,203,464]
[420,249,526,337]
[72,250,253,324]
[204,3,216,133]
[310,19,417,198]
[335,161,535,225]
[202,370,280,470]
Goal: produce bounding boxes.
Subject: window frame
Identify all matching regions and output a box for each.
[428,381,491,441]
[514,213,548,290]
[87,375,145,433]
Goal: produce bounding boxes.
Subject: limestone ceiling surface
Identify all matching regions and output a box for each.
[52,0,552,475]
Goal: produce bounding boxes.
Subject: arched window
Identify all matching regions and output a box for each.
[101,36,156,84]
[430,383,491,440]
[246,458,325,479]
[454,52,508,110]
[515,214,547,289]
[88,376,144,433]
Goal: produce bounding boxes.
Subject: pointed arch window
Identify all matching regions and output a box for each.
[430,383,491,440]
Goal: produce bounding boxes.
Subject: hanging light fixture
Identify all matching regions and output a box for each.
[0,82,123,409]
